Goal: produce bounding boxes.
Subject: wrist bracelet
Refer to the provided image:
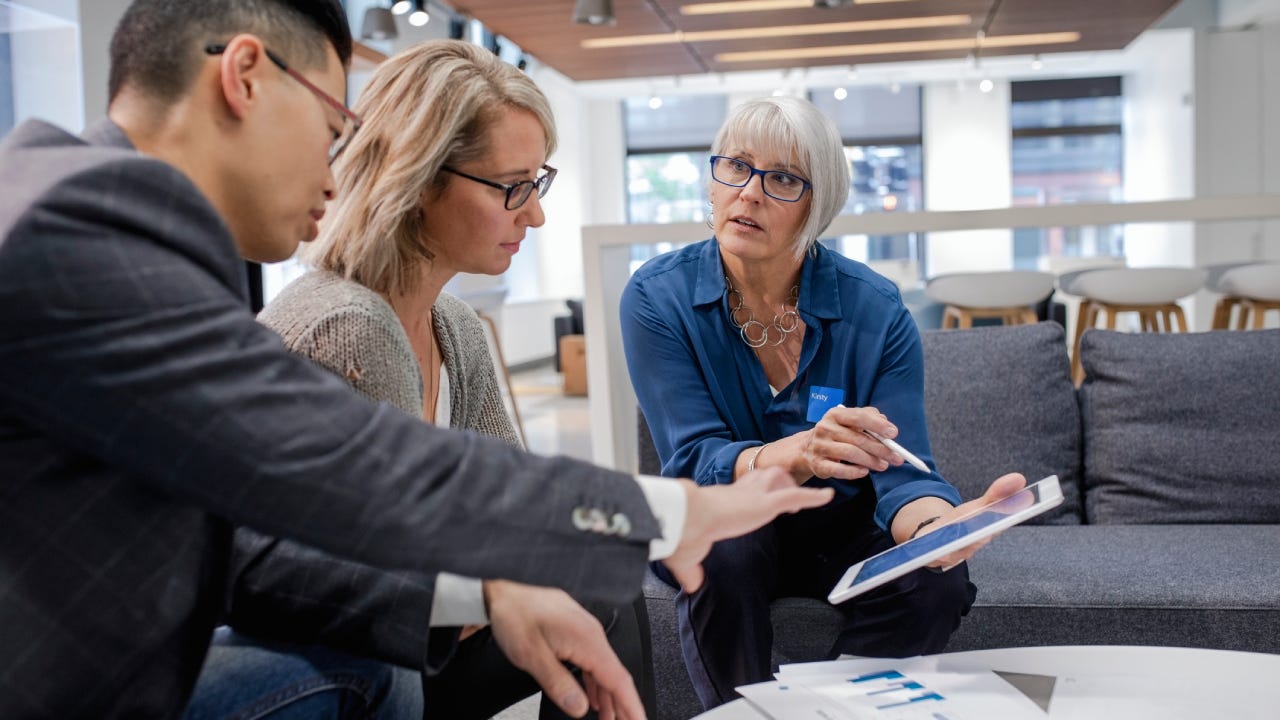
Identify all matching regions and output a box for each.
[746,443,768,472]
[909,515,942,540]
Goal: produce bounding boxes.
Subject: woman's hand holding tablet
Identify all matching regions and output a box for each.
[828,475,1063,604]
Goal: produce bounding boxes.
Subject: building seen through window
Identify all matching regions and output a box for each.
[810,84,924,280]
[1011,76,1124,268]
[623,93,726,270]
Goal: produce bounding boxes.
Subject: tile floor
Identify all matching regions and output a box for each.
[508,362,593,462]
[491,360,593,720]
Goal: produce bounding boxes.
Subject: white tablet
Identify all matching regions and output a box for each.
[827,475,1063,604]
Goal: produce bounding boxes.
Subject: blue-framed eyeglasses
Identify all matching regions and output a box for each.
[441,164,558,210]
[205,43,362,164]
[709,155,811,202]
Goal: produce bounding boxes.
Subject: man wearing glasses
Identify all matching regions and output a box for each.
[0,1,832,719]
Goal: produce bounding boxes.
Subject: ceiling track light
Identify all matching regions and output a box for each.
[360,5,398,40]
[408,0,429,27]
[573,0,616,26]
[391,0,412,15]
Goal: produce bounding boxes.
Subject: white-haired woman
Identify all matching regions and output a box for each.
[189,40,653,720]
[620,96,1023,711]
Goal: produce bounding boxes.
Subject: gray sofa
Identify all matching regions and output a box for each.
[640,322,1280,720]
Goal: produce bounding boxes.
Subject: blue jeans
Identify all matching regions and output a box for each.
[183,627,423,720]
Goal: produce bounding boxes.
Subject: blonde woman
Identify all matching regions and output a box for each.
[189,40,653,720]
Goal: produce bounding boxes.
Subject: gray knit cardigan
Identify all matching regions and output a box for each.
[258,270,521,448]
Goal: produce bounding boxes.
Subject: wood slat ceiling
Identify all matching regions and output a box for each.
[447,0,1180,81]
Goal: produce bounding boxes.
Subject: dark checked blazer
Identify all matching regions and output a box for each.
[0,119,659,720]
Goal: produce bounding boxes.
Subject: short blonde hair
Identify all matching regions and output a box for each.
[302,39,557,295]
[711,96,850,257]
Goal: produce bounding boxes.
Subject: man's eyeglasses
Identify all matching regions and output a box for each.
[205,43,362,164]
[709,155,811,203]
[441,164,558,211]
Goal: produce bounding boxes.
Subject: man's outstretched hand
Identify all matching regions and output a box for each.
[485,580,643,720]
[662,467,834,592]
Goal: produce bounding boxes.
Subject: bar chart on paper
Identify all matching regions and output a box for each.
[838,670,949,715]
[736,665,1048,720]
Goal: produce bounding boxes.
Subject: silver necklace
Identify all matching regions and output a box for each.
[725,275,800,349]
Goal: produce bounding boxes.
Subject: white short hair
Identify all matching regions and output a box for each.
[711,96,850,257]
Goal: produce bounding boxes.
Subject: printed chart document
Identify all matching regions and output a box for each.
[738,657,1047,719]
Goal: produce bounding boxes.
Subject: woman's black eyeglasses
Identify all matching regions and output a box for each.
[441,165,558,211]
[205,43,362,164]
[709,155,811,202]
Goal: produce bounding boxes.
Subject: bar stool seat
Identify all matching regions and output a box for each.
[925,271,1055,330]
[1063,266,1208,383]
[1219,262,1280,329]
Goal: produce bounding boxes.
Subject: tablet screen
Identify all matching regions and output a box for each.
[829,476,1062,604]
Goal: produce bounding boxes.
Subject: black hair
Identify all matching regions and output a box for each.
[108,0,352,104]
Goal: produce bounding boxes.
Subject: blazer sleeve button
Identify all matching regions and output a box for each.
[609,513,631,538]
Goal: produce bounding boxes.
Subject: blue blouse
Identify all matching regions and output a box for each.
[620,239,960,532]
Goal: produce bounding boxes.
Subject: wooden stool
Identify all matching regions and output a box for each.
[1211,296,1244,330]
[941,304,1038,329]
[1204,262,1257,330]
[925,271,1055,331]
[1063,267,1207,385]
[1241,298,1280,328]
[1216,262,1280,330]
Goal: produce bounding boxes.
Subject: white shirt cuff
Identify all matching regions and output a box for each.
[428,573,488,627]
[636,474,687,561]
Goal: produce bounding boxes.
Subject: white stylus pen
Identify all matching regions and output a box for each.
[836,404,930,473]
[863,429,931,473]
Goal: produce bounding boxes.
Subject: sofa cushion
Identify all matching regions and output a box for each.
[948,524,1280,653]
[921,323,1083,524]
[1079,329,1280,524]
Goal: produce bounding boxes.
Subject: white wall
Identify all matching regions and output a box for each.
[1122,28,1197,270]
[9,21,80,130]
[921,79,1013,276]
[6,0,82,130]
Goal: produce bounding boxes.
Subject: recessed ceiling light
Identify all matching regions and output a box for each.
[582,14,972,49]
[682,0,921,14]
[716,31,1081,63]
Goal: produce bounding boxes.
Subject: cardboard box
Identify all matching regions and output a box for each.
[560,334,587,396]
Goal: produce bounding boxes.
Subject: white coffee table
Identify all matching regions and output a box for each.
[693,645,1280,719]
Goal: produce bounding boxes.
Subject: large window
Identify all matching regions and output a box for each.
[1011,77,1124,268]
[810,85,924,277]
[624,93,726,225]
[623,94,726,268]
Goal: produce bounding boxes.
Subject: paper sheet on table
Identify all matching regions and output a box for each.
[738,665,1047,720]
[779,656,1056,712]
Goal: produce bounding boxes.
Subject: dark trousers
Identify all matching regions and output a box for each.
[421,597,656,720]
[653,496,977,710]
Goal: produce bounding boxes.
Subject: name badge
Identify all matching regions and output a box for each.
[806,386,844,423]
